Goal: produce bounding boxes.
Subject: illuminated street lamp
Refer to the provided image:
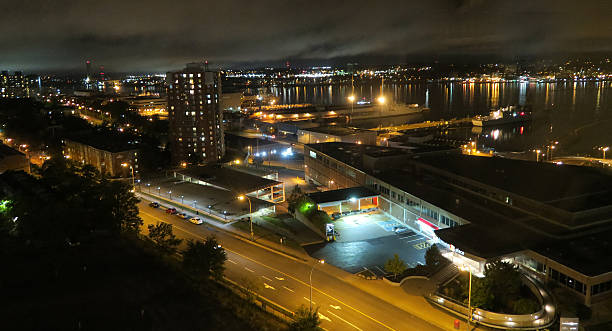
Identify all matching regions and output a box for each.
[377,96,386,104]
[309,259,325,312]
[180,195,184,204]
[534,149,542,162]
[121,162,135,190]
[237,195,253,240]
[459,265,473,331]
[601,146,609,159]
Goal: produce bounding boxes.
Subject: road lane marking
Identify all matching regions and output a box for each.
[330,305,341,310]
[327,310,363,331]
[263,283,276,290]
[318,313,331,322]
[275,277,285,281]
[304,297,315,304]
[244,267,255,273]
[261,275,273,282]
[282,286,294,292]
[227,259,237,264]
[140,210,396,331]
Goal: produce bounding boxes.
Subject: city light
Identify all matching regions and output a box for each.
[377,96,386,104]
[347,95,355,102]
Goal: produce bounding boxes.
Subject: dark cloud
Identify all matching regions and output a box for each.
[0,0,610,71]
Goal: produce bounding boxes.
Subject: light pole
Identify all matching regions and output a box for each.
[460,265,473,331]
[121,163,135,190]
[146,183,151,193]
[157,186,161,195]
[168,190,172,200]
[601,146,609,159]
[309,259,325,312]
[193,200,197,209]
[180,195,184,204]
[238,194,253,240]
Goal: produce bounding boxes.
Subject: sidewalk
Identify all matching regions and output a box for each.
[318,262,491,331]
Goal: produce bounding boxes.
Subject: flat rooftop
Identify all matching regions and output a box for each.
[307,186,378,205]
[306,142,456,171]
[143,177,273,217]
[65,129,140,153]
[0,143,24,158]
[415,154,612,212]
[300,126,372,136]
[391,174,612,276]
[177,164,281,194]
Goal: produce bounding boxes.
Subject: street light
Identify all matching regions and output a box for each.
[180,195,184,204]
[459,265,473,331]
[157,186,161,195]
[309,259,325,312]
[121,162,135,190]
[146,183,151,193]
[237,195,253,240]
[601,146,609,159]
[377,96,386,104]
[168,190,172,200]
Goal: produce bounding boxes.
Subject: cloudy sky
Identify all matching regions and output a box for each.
[1,0,610,72]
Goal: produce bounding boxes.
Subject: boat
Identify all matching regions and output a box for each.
[472,106,531,127]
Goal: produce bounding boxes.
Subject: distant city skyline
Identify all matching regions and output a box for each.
[1,0,611,72]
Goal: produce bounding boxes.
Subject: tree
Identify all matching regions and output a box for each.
[483,260,522,307]
[384,254,407,280]
[147,222,182,254]
[289,305,320,331]
[287,185,304,214]
[470,277,495,310]
[183,237,227,281]
[425,244,444,268]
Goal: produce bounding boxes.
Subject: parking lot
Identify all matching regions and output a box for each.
[304,211,432,276]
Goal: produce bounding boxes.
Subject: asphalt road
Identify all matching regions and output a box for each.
[138,200,443,331]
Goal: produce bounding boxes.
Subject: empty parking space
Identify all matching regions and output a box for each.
[304,212,431,276]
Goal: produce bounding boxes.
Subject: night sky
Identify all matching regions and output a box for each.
[1,0,611,71]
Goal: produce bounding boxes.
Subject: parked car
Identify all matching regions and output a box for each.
[189,217,203,225]
[165,207,177,214]
[148,202,160,208]
[331,212,341,220]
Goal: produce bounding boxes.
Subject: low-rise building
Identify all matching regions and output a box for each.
[0,143,29,173]
[304,142,612,306]
[298,126,377,145]
[122,96,168,119]
[63,131,139,178]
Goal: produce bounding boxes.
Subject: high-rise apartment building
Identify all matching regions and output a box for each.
[167,63,224,165]
[0,71,30,98]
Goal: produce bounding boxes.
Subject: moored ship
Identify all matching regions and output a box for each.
[472,106,531,126]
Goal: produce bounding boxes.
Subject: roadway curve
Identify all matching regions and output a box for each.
[138,200,444,331]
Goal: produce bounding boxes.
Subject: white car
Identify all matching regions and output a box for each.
[189,217,203,225]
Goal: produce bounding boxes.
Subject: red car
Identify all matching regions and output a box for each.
[165,207,177,214]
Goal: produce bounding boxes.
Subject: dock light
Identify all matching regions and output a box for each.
[377,96,386,104]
